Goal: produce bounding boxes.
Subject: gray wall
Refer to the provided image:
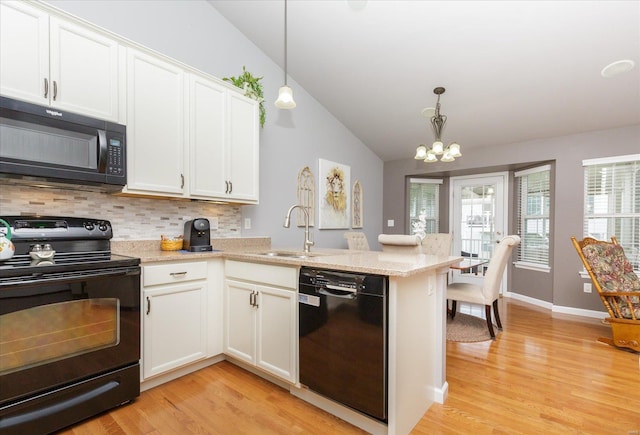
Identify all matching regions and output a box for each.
[45,0,384,249]
[384,125,640,311]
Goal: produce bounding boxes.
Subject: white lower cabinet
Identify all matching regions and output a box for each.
[224,260,297,383]
[141,261,208,380]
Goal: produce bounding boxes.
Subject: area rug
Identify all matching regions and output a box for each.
[446,312,498,342]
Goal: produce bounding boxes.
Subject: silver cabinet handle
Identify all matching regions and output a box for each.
[180,174,184,189]
[228,181,232,194]
[225,181,229,194]
[53,80,58,100]
[44,78,49,98]
[249,291,254,306]
[170,271,187,277]
[146,296,151,315]
[254,291,259,309]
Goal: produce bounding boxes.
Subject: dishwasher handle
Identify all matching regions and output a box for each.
[318,288,356,300]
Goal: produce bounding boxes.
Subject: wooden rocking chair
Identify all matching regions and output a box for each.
[571,236,640,353]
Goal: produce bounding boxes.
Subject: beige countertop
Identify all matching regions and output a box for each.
[112,238,462,277]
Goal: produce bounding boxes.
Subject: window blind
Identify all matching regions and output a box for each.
[409,178,441,235]
[583,155,640,271]
[515,166,550,267]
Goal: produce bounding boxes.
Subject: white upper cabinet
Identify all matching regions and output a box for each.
[0,1,48,104]
[0,1,120,122]
[226,92,259,203]
[124,48,186,196]
[188,74,227,199]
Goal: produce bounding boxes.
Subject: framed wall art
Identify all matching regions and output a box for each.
[296,166,315,227]
[318,159,350,229]
[352,180,363,228]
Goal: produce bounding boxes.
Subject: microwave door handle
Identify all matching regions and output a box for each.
[97,129,108,173]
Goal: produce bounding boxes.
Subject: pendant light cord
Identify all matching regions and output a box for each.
[284,0,288,86]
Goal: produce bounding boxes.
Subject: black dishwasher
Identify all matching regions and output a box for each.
[298,267,388,422]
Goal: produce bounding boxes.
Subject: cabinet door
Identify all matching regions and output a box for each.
[227,92,259,203]
[126,48,185,196]
[224,279,256,365]
[256,285,297,382]
[49,17,119,121]
[143,281,207,379]
[0,1,49,104]
[188,74,227,198]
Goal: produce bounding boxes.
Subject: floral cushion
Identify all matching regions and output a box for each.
[582,243,640,319]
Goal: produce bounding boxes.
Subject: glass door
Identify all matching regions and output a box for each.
[450,173,508,286]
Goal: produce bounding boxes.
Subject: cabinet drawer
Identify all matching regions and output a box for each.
[225,260,297,290]
[143,261,207,286]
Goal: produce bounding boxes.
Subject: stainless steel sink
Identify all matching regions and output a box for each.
[257,251,318,259]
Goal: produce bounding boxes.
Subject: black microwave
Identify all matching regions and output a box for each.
[0,96,126,188]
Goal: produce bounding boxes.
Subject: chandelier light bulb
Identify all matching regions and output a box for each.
[449,142,461,157]
[414,145,427,160]
[424,150,437,162]
[432,140,444,155]
[440,151,455,162]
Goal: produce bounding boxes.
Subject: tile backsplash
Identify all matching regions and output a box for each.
[0,182,242,240]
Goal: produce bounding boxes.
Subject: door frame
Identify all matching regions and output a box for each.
[448,171,509,289]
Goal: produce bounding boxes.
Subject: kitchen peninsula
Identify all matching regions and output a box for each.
[115,239,461,435]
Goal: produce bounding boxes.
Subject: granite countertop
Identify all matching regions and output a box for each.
[112,237,462,277]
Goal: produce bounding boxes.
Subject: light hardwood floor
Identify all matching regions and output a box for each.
[62,298,640,434]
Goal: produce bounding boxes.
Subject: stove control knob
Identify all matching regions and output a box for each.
[98,223,109,232]
[84,222,95,231]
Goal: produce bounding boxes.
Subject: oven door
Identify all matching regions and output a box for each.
[0,266,140,406]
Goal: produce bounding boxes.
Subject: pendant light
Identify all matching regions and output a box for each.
[414,87,461,162]
[275,0,296,109]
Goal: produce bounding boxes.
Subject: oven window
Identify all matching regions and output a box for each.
[0,298,119,375]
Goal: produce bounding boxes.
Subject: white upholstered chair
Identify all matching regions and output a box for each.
[378,234,423,254]
[421,233,452,257]
[344,232,370,250]
[447,235,521,339]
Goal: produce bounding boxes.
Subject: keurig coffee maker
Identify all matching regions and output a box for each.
[183,218,213,252]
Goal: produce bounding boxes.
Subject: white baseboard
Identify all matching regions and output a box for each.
[140,354,224,392]
[505,292,553,310]
[552,305,607,319]
[505,292,607,319]
[433,381,448,404]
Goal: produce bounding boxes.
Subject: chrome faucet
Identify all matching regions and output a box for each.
[283,204,314,253]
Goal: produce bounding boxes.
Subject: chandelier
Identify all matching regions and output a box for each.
[414,87,461,162]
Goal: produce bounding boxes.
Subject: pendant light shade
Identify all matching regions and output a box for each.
[414,144,427,160]
[275,0,296,109]
[275,85,296,109]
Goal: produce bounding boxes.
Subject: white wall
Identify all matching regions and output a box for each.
[45,0,384,249]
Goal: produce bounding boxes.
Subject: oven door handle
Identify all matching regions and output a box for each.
[1,267,140,287]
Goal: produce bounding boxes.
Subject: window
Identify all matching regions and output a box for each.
[583,154,640,271]
[408,178,441,237]
[515,165,551,271]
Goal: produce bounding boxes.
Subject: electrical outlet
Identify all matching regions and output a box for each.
[209,217,219,230]
[387,219,395,227]
[244,218,251,230]
[583,283,592,293]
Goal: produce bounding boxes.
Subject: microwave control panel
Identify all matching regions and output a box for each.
[107,135,125,175]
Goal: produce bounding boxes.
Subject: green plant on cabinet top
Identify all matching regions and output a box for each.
[223,66,265,128]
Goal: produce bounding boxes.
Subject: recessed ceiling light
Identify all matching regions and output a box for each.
[601,59,635,78]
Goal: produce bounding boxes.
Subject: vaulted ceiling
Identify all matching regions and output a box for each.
[209,1,640,162]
